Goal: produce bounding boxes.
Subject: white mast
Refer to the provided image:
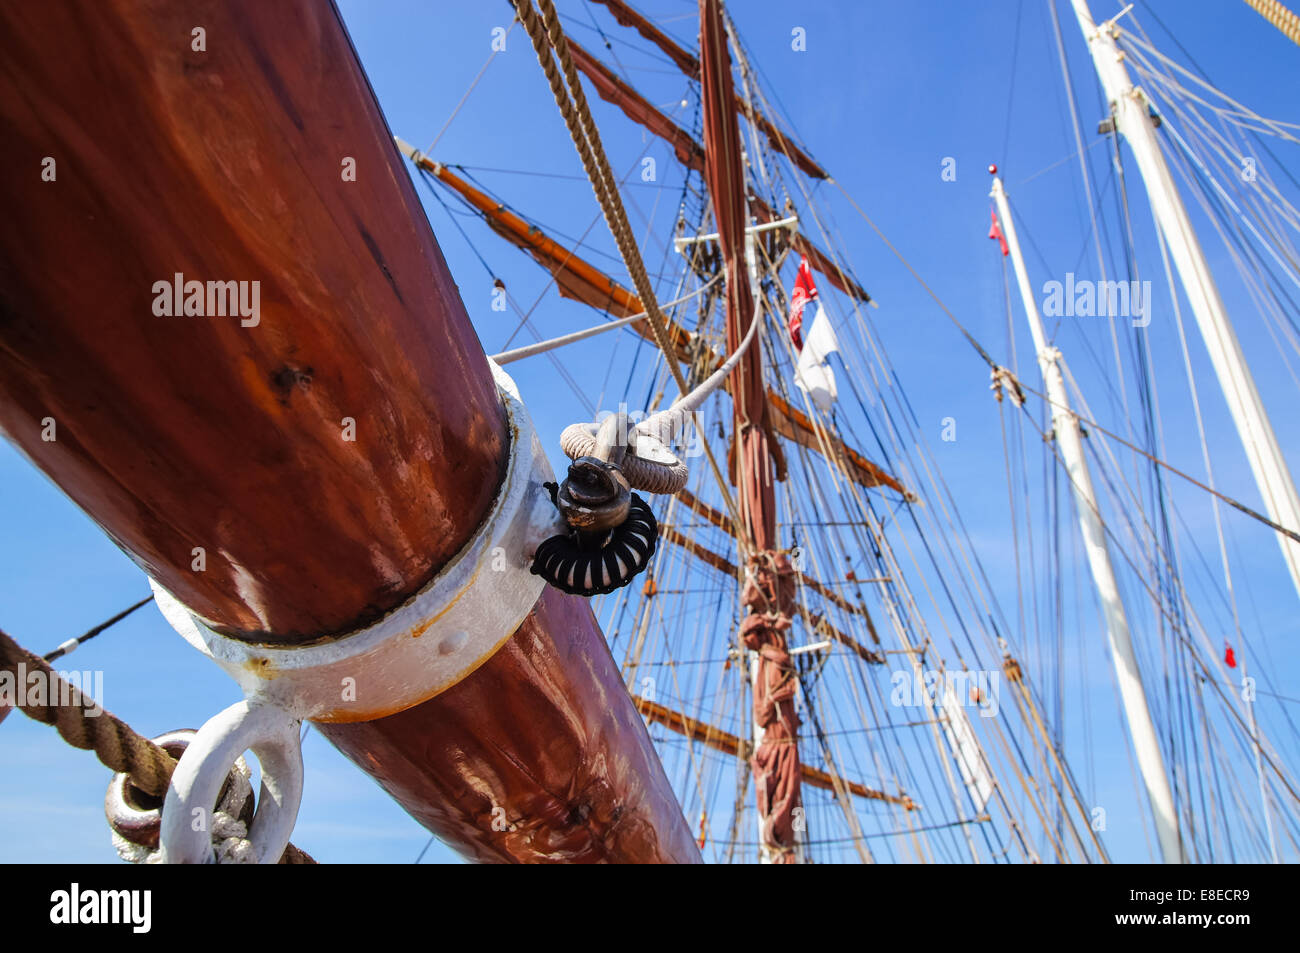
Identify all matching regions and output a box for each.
[991,173,1185,864]
[1069,0,1300,603]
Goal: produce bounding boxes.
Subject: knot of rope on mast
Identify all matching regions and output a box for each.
[989,365,1026,407]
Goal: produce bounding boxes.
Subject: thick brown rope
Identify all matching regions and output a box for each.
[1244,0,1300,47]
[512,0,753,550]
[1,626,174,796]
[512,0,688,396]
[1,626,316,864]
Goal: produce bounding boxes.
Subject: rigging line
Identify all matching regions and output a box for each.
[1118,21,1300,141]
[791,432,1012,855]
[417,169,499,277]
[738,22,1101,856]
[1158,116,1300,295]
[413,835,435,864]
[1073,364,1288,732]
[1155,191,1287,859]
[777,443,952,854]
[453,163,676,282]
[1014,366,1300,547]
[1016,136,1110,187]
[1000,0,1026,167]
[1048,0,1111,291]
[1111,139,1196,842]
[448,163,674,188]
[489,274,721,363]
[1168,100,1300,256]
[1159,124,1300,370]
[458,159,683,282]
[42,594,154,662]
[574,0,696,140]
[516,0,749,554]
[560,9,679,71]
[424,18,517,156]
[722,10,826,172]
[838,290,1022,654]
[1122,37,1300,233]
[514,0,688,394]
[1032,408,1300,808]
[828,181,997,371]
[1160,133,1300,394]
[415,169,595,410]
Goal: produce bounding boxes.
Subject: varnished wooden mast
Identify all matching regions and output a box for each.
[634,697,911,807]
[0,0,698,863]
[414,158,901,493]
[697,0,804,864]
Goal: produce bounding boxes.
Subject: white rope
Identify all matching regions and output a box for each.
[558,293,763,497]
[634,297,763,449]
[491,275,722,365]
[112,755,256,865]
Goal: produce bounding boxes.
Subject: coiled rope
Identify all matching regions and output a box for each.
[0,626,315,864]
[533,267,765,596]
[559,304,763,496]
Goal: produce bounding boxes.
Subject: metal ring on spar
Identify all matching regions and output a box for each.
[148,360,565,724]
[158,700,301,865]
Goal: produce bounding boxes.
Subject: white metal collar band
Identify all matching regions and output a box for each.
[150,359,564,724]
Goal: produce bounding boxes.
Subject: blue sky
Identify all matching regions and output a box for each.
[3,0,1298,864]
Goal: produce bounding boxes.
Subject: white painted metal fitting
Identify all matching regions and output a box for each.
[158,699,302,864]
[150,359,564,723]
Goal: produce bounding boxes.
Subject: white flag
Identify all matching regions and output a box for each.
[794,302,839,413]
[940,684,995,812]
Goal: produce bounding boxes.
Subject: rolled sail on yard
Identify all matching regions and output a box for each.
[0,0,698,863]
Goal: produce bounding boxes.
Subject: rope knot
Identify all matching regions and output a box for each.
[989,365,1025,407]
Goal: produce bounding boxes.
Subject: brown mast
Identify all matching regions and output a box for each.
[0,0,698,863]
[415,159,900,492]
[697,0,804,863]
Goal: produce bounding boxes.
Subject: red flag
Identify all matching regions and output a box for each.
[988,209,1009,257]
[787,256,817,352]
[1224,642,1237,668]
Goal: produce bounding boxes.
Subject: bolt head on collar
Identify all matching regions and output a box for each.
[557,456,631,532]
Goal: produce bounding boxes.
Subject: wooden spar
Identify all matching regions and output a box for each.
[565,37,706,174]
[797,605,885,663]
[748,196,873,304]
[588,0,829,180]
[590,0,702,77]
[0,20,504,644]
[657,525,883,662]
[514,40,857,297]
[412,158,902,493]
[634,697,910,806]
[319,588,701,863]
[699,0,803,864]
[675,487,882,631]
[0,0,698,863]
